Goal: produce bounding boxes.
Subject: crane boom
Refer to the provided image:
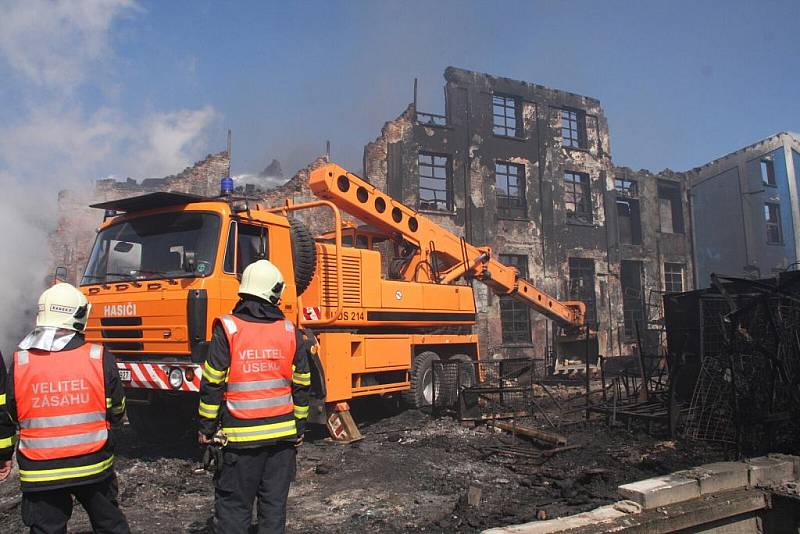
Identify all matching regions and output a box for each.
[309,164,586,328]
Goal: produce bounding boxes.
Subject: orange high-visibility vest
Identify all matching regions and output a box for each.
[219,315,295,420]
[14,344,108,461]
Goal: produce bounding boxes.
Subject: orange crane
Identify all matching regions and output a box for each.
[78,163,585,441]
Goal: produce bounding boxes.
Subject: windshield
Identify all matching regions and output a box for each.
[81,212,221,285]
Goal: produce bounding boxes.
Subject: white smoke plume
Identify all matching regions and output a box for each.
[0,0,219,359]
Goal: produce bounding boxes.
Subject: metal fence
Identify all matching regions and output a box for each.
[431,358,542,421]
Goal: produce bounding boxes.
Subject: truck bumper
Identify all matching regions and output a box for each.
[117,361,202,392]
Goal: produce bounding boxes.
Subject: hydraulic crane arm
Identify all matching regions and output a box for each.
[308,164,586,328]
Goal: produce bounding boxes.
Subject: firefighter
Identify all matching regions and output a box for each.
[0,283,129,534]
[198,259,311,534]
[0,351,14,478]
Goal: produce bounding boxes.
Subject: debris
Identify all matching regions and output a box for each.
[490,421,567,447]
[467,485,482,507]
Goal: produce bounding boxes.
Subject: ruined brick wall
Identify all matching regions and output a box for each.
[52,152,230,284]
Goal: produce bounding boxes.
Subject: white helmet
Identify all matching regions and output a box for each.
[239,260,285,305]
[36,283,91,332]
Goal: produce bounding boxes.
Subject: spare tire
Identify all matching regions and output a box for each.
[289,218,317,295]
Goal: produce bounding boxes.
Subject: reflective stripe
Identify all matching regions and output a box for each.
[20,456,114,483]
[89,345,103,359]
[292,372,311,386]
[222,420,296,442]
[20,429,108,450]
[20,411,106,429]
[0,435,15,449]
[106,398,112,409]
[198,401,220,419]
[226,378,290,392]
[17,350,29,365]
[294,405,309,419]
[0,393,5,406]
[202,361,226,384]
[111,398,126,415]
[220,315,237,335]
[226,394,293,412]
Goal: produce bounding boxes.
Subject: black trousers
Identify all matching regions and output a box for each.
[214,442,297,534]
[21,473,130,534]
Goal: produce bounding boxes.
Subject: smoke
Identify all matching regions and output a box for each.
[0,0,219,358]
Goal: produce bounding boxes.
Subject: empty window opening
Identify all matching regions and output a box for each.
[568,257,597,326]
[658,181,684,234]
[765,203,783,244]
[664,262,684,293]
[761,159,776,186]
[496,161,527,218]
[493,94,521,137]
[418,152,452,212]
[564,171,592,223]
[620,260,644,339]
[499,254,531,343]
[616,199,641,245]
[561,108,586,148]
[614,178,638,197]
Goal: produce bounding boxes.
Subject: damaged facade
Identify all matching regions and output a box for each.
[363,67,693,361]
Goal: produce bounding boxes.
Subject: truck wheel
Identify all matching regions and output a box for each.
[127,396,196,443]
[289,218,317,296]
[449,354,477,390]
[402,351,441,408]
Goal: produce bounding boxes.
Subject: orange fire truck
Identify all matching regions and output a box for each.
[79,163,585,439]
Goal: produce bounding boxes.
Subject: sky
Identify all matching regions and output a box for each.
[0,0,797,352]
[2,0,800,187]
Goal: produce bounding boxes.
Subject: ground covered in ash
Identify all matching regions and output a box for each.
[0,394,727,533]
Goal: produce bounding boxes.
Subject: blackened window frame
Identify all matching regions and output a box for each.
[664,262,684,293]
[499,254,532,344]
[417,152,453,213]
[564,171,592,224]
[657,180,685,234]
[495,161,527,219]
[621,260,644,339]
[492,94,521,138]
[561,108,586,149]
[765,202,783,245]
[568,257,597,326]
[761,159,777,187]
[614,178,638,197]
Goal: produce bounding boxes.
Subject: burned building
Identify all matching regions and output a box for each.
[363,67,694,361]
[687,132,800,285]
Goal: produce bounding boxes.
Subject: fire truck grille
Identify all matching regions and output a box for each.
[100,317,144,351]
[321,255,362,307]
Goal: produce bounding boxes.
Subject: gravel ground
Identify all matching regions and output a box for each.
[0,393,728,533]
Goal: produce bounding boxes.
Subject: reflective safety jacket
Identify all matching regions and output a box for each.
[15,344,108,461]
[5,337,126,492]
[221,315,295,421]
[198,299,311,449]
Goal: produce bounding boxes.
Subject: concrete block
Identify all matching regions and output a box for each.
[687,462,750,494]
[748,456,795,486]
[618,474,700,509]
[768,453,800,480]
[481,500,641,534]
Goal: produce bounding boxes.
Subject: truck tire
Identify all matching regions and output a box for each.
[402,351,441,408]
[289,218,317,296]
[127,396,196,443]
[449,354,477,390]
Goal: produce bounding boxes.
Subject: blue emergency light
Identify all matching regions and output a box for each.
[220,176,234,195]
